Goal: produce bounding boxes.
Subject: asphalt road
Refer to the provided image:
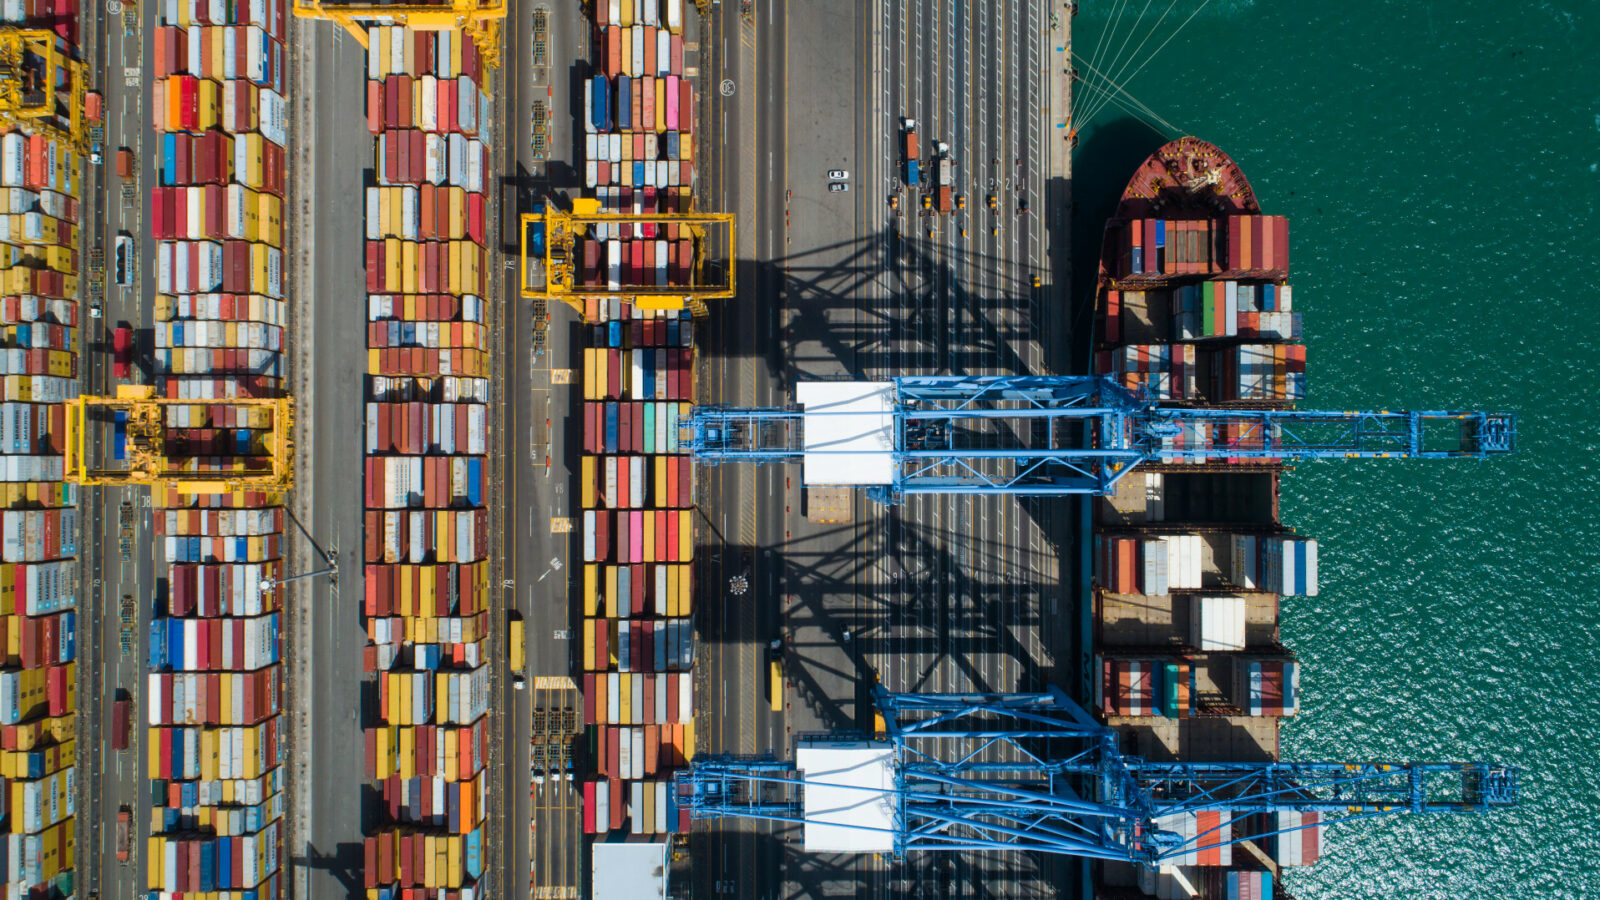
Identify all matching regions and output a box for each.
[690,0,1078,897]
[500,3,587,898]
[288,20,375,900]
[79,0,162,894]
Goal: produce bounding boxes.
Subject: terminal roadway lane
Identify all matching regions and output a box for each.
[738,0,1076,897]
[289,20,373,900]
[691,1,788,898]
[82,0,162,894]
[501,2,586,898]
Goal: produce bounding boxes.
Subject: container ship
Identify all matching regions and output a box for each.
[1090,138,1319,900]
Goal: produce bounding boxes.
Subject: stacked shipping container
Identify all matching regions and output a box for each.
[0,4,85,897]
[361,25,492,898]
[581,0,696,295]
[146,0,291,895]
[578,301,695,837]
[1095,184,1327,895]
[573,0,698,841]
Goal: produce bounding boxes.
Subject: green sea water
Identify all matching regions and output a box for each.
[1071,2,1600,897]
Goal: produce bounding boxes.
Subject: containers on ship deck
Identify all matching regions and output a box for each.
[1189,596,1246,652]
[1114,215,1288,279]
[1226,657,1298,716]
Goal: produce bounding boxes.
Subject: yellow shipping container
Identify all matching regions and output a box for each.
[642,512,656,563]
[236,132,263,188]
[197,78,220,131]
[43,245,72,274]
[583,564,598,617]
[447,187,465,241]
[402,240,419,294]
[383,236,401,290]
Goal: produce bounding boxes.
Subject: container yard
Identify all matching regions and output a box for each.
[0,0,1541,895]
[0,1,86,897]
[359,23,493,899]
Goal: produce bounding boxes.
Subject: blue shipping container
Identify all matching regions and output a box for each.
[465,458,483,505]
[591,75,610,131]
[617,75,632,130]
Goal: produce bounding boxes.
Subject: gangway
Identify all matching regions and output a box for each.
[681,375,1515,503]
[671,687,1518,863]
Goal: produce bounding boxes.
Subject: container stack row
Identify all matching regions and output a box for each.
[145,0,292,896]
[1112,215,1289,280]
[578,302,694,837]
[363,27,489,309]
[1100,214,1304,410]
[0,3,86,897]
[360,26,492,899]
[583,0,694,202]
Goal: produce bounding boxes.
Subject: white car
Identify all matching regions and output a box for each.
[828,169,849,180]
[828,182,849,193]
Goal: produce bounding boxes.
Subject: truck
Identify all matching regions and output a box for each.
[116,148,134,179]
[112,324,132,378]
[902,119,919,186]
[115,807,131,862]
[509,612,526,690]
[111,693,131,750]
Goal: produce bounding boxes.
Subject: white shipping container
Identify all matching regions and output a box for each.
[0,133,24,185]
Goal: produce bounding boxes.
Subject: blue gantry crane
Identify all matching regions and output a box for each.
[670,686,1519,863]
[682,375,1515,503]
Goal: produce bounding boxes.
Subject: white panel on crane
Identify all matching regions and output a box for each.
[796,740,896,853]
[797,382,895,486]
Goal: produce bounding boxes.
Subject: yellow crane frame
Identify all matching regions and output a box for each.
[63,386,296,494]
[520,200,735,316]
[0,27,88,150]
[293,0,505,67]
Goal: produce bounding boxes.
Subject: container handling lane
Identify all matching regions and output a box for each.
[81,0,164,894]
[690,1,788,899]
[502,0,587,896]
[766,0,1070,897]
[289,20,377,900]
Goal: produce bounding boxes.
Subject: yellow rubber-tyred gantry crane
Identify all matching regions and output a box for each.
[521,198,735,318]
[64,386,296,495]
[292,0,505,67]
[0,27,88,150]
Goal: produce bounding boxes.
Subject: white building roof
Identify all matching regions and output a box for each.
[796,382,896,486]
[592,841,668,900]
[796,741,897,853]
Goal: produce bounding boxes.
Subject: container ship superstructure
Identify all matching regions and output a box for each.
[1090,138,1321,900]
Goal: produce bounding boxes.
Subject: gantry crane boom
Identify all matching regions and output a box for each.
[671,687,1518,864]
[0,27,88,149]
[520,201,735,316]
[292,0,505,66]
[63,386,295,494]
[681,375,1515,502]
